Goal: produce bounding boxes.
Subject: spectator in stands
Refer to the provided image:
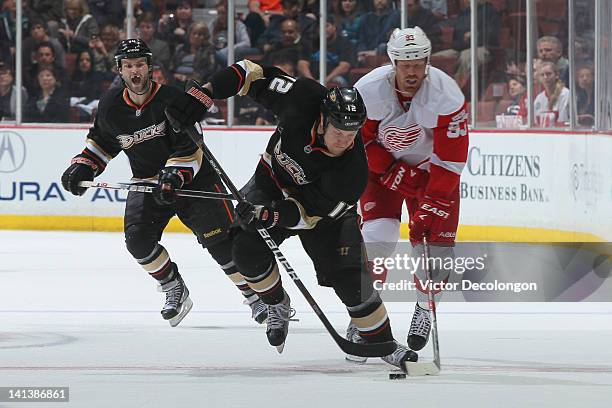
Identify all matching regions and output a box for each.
[68,49,103,121]
[263,18,309,71]
[170,21,217,87]
[209,0,258,66]
[69,49,103,100]
[23,19,66,73]
[122,0,146,23]
[337,0,364,47]
[356,0,399,63]
[418,0,447,20]
[505,75,526,117]
[435,0,500,89]
[88,24,120,77]
[534,61,569,127]
[505,52,526,78]
[87,0,123,27]
[405,0,442,52]
[243,0,284,48]
[574,36,593,66]
[301,0,321,16]
[24,42,68,95]
[24,66,69,122]
[57,0,99,54]
[536,35,568,85]
[0,61,28,121]
[140,0,155,13]
[158,0,193,54]
[138,13,171,70]
[152,64,170,85]
[257,0,316,53]
[0,0,32,64]
[30,0,63,33]
[299,15,355,87]
[576,64,594,126]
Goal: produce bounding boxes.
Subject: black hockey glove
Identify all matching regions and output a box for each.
[235,201,280,230]
[154,167,185,205]
[61,157,97,196]
[165,83,213,130]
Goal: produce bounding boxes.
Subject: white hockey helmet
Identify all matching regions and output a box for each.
[387,27,432,66]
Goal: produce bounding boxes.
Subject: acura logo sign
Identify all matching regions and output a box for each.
[0,131,26,173]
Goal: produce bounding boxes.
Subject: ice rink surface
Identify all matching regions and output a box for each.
[1,230,611,408]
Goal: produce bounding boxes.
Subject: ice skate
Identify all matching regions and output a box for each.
[244,294,268,324]
[345,322,367,364]
[158,274,193,327]
[266,291,293,353]
[407,303,431,351]
[381,342,418,370]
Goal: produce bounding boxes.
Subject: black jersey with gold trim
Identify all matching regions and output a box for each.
[77,82,204,182]
[209,60,369,226]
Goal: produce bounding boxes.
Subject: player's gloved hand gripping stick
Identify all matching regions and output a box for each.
[164,81,397,358]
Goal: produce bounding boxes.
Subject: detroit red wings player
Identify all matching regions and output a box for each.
[354,27,469,354]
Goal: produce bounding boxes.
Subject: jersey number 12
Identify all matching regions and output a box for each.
[269,76,295,94]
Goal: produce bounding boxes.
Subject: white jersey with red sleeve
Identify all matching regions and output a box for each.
[355,65,469,199]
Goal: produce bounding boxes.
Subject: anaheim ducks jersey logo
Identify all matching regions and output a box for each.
[378,124,423,152]
[273,140,308,185]
[117,121,167,149]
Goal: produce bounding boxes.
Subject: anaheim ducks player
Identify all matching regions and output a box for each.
[60,39,268,327]
[354,27,469,354]
[165,59,419,369]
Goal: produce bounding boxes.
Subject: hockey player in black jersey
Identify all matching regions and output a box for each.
[60,39,267,327]
[165,60,418,368]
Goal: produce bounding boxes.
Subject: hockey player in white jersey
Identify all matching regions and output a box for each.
[353,27,469,353]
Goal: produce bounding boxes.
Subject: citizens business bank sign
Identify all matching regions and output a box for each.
[459,131,612,241]
[461,145,548,203]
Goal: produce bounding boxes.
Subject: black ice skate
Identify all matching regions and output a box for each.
[381,342,418,370]
[345,322,368,364]
[407,303,431,351]
[158,274,193,327]
[244,294,268,324]
[266,291,293,353]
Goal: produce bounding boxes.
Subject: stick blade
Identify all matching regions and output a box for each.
[402,361,441,376]
[337,337,398,358]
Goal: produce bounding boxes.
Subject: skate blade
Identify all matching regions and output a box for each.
[169,297,193,327]
[402,361,440,376]
[345,354,368,364]
[275,342,285,354]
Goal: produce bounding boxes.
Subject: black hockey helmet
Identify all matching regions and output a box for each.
[115,38,153,69]
[322,87,367,131]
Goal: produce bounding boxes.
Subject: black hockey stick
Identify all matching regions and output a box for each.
[403,236,441,375]
[78,181,233,200]
[165,110,396,357]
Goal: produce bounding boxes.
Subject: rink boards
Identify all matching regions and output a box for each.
[0,125,610,242]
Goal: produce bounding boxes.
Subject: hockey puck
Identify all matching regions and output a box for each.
[388,373,407,380]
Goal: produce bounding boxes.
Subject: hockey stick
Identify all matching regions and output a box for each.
[78,181,233,200]
[403,236,441,376]
[166,110,397,358]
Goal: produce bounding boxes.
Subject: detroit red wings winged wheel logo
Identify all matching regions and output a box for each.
[379,124,422,152]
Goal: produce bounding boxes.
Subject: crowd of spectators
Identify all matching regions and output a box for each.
[0,0,595,127]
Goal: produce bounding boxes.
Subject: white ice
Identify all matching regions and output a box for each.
[1,230,611,408]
